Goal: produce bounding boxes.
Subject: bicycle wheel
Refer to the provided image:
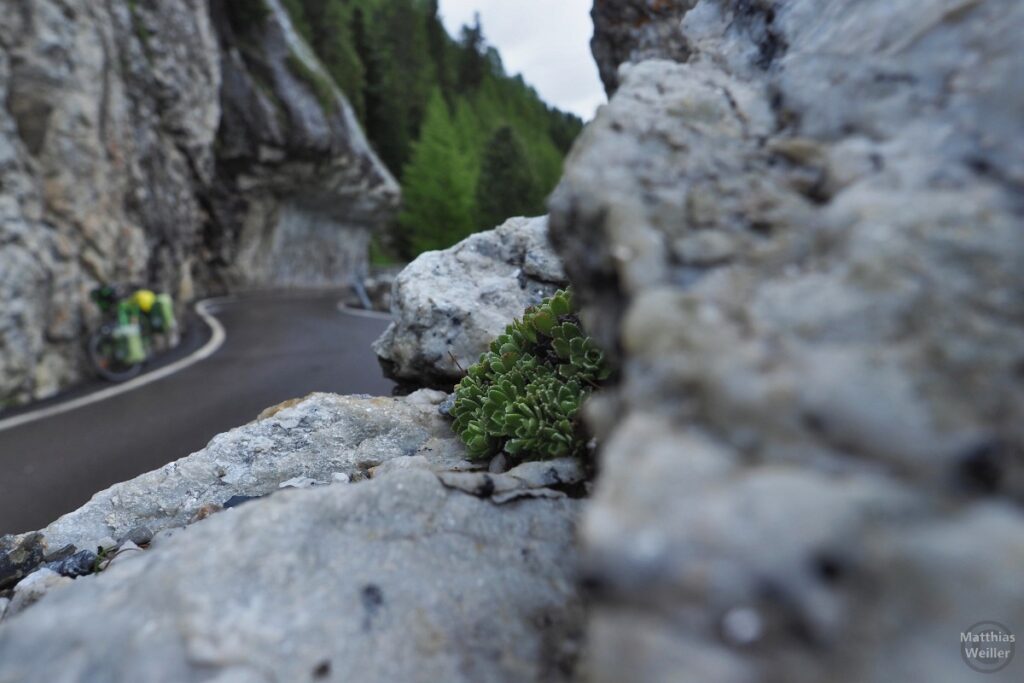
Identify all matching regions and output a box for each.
[88,328,143,382]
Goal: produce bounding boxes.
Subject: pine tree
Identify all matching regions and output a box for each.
[352,6,410,174]
[303,0,366,121]
[382,0,432,144]
[277,0,587,258]
[425,0,453,102]
[457,14,487,93]
[475,126,540,229]
[399,91,475,254]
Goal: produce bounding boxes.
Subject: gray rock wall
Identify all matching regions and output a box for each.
[0,0,221,403]
[0,0,398,405]
[207,0,399,289]
[553,1,1024,681]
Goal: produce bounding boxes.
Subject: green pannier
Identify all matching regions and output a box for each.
[150,293,177,333]
[114,322,146,364]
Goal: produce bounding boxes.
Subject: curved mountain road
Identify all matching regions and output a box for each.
[0,292,393,536]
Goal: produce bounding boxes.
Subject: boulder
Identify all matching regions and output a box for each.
[549,1,1024,681]
[0,0,398,406]
[1,390,468,558]
[373,216,567,388]
[0,468,583,683]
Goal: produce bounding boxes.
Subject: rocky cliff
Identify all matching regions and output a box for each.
[0,0,398,405]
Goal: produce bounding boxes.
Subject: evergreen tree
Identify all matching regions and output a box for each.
[425,0,453,103]
[352,6,410,174]
[475,126,540,229]
[399,91,475,254]
[457,14,487,93]
[302,0,366,121]
[278,0,587,259]
[381,0,432,145]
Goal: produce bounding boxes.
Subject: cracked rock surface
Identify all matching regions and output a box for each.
[2,391,469,556]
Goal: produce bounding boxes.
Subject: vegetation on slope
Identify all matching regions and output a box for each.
[280,0,585,259]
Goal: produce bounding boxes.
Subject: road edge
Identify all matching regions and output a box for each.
[337,304,392,321]
[0,298,230,433]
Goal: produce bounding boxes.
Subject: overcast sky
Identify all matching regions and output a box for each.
[439,0,606,120]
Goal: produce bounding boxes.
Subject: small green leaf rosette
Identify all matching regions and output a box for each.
[451,289,609,462]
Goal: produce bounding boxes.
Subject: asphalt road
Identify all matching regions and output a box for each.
[0,292,393,536]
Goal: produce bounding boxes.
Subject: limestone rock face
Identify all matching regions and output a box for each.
[207,0,399,289]
[0,0,398,405]
[0,468,583,683]
[0,0,221,404]
[373,216,567,388]
[551,1,1024,681]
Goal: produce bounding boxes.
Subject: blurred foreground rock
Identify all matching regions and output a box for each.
[591,0,693,94]
[556,1,1024,681]
[373,216,567,388]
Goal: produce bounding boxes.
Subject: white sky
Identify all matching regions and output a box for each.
[439,0,606,120]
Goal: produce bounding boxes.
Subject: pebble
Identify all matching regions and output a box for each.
[488,454,508,474]
[721,606,765,646]
[42,545,77,563]
[124,525,154,546]
[404,389,448,406]
[44,549,97,578]
[437,394,456,417]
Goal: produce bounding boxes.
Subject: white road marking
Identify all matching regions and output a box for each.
[0,297,232,433]
[337,304,393,321]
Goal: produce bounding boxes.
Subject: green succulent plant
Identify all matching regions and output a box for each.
[451,289,610,462]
